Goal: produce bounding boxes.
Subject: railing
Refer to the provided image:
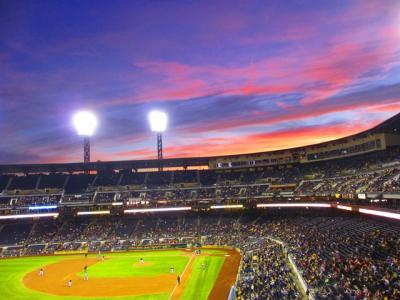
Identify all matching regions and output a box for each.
[265,236,313,300]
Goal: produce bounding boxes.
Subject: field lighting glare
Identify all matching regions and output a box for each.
[148,110,168,171]
[73,111,98,164]
[148,110,167,132]
[73,111,98,136]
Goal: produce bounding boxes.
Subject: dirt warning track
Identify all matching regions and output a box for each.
[208,248,241,300]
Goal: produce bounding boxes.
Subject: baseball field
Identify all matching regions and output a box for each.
[0,248,240,300]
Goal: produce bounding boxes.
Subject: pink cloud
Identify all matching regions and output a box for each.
[131,36,397,108]
[362,102,400,113]
[148,120,378,159]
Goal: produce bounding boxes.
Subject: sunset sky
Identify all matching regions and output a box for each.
[1,0,400,164]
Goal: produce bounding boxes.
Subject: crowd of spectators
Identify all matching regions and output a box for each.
[1,147,400,211]
[1,168,399,211]
[262,217,400,299]
[0,210,398,299]
[385,176,400,193]
[236,242,300,299]
[303,168,400,196]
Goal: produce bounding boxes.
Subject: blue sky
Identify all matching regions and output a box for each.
[0,0,399,163]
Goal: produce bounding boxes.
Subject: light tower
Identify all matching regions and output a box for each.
[73,111,98,163]
[148,110,167,171]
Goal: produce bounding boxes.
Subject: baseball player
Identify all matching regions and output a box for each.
[83,265,88,281]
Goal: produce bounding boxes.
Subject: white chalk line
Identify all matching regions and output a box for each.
[168,253,196,300]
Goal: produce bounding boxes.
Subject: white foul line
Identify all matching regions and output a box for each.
[168,253,196,300]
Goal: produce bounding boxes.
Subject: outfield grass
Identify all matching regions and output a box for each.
[0,250,225,300]
[180,255,224,300]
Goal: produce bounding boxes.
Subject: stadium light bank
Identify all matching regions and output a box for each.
[148,110,167,171]
[73,111,98,164]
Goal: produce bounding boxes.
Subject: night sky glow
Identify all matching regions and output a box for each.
[1,0,400,164]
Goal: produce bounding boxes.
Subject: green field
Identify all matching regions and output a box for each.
[180,255,224,299]
[78,251,190,278]
[0,250,226,300]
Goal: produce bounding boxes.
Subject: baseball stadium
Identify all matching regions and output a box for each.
[2,1,400,300]
[0,114,399,299]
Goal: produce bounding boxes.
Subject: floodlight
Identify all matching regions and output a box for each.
[148,110,168,170]
[72,111,98,164]
[148,110,167,132]
[73,111,98,136]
